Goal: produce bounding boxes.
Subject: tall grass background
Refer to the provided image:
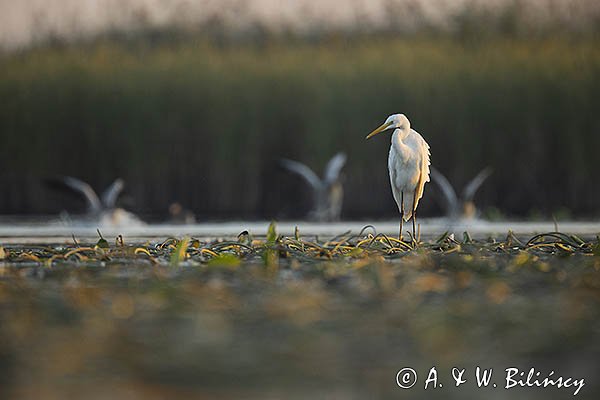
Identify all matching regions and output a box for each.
[1,35,599,219]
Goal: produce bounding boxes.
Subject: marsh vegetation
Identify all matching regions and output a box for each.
[1,225,599,398]
[2,2,599,398]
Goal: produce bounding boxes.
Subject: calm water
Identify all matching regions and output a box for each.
[1,219,599,243]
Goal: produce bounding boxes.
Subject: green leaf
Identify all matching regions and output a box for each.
[208,253,241,267]
[170,237,190,266]
[570,235,585,246]
[96,229,109,249]
[463,231,473,244]
[263,221,279,268]
[348,247,364,258]
[436,231,450,244]
[266,221,277,244]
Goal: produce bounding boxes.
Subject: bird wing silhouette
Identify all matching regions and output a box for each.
[101,178,125,209]
[281,159,323,191]
[430,167,458,215]
[462,167,492,202]
[323,152,347,185]
[61,176,102,213]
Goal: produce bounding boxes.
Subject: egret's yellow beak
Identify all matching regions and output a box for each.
[366,121,393,139]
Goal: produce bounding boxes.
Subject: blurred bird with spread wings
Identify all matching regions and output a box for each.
[366,114,430,240]
[49,176,145,227]
[281,153,347,222]
[431,167,492,220]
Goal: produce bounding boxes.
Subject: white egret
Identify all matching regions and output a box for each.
[431,166,492,220]
[52,176,145,227]
[281,152,347,222]
[366,114,430,240]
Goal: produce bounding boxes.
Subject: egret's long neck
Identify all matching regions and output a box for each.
[391,129,411,159]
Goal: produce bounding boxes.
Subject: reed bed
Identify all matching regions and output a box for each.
[1,37,600,218]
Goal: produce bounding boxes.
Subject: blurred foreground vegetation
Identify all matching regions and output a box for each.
[1,227,599,398]
[1,36,599,218]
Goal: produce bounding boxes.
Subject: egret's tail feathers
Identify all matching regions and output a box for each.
[402,211,413,222]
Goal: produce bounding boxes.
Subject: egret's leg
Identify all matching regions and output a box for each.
[399,192,404,241]
[412,188,418,241]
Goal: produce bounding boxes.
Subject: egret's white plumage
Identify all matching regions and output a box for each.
[366,114,430,238]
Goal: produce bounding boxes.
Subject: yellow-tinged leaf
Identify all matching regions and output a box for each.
[513,252,531,267]
[19,253,41,263]
[266,221,277,244]
[537,262,551,272]
[170,237,190,266]
[462,254,474,263]
[201,248,219,257]
[207,253,240,267]
[135,248,152,256]
[64,247,95,258]
[45,254,64,267]
[348,248,365,258]
[555,243,573,253]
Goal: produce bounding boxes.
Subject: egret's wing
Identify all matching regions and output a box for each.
[414,131,431,204]
[430,167,458,214]
[462,167,492,201]
[280,159,323,190]
[101,178,125,208]
[388,147,404,217]
[421,138,431,184]
[61,176,102,213]
[323,152,347,185]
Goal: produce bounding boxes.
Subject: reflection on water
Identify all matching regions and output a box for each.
[1,218,600,242]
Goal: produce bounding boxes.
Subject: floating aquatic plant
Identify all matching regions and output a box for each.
[1,223,598,268]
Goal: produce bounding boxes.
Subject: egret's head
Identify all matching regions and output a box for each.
[365,114,410,139]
